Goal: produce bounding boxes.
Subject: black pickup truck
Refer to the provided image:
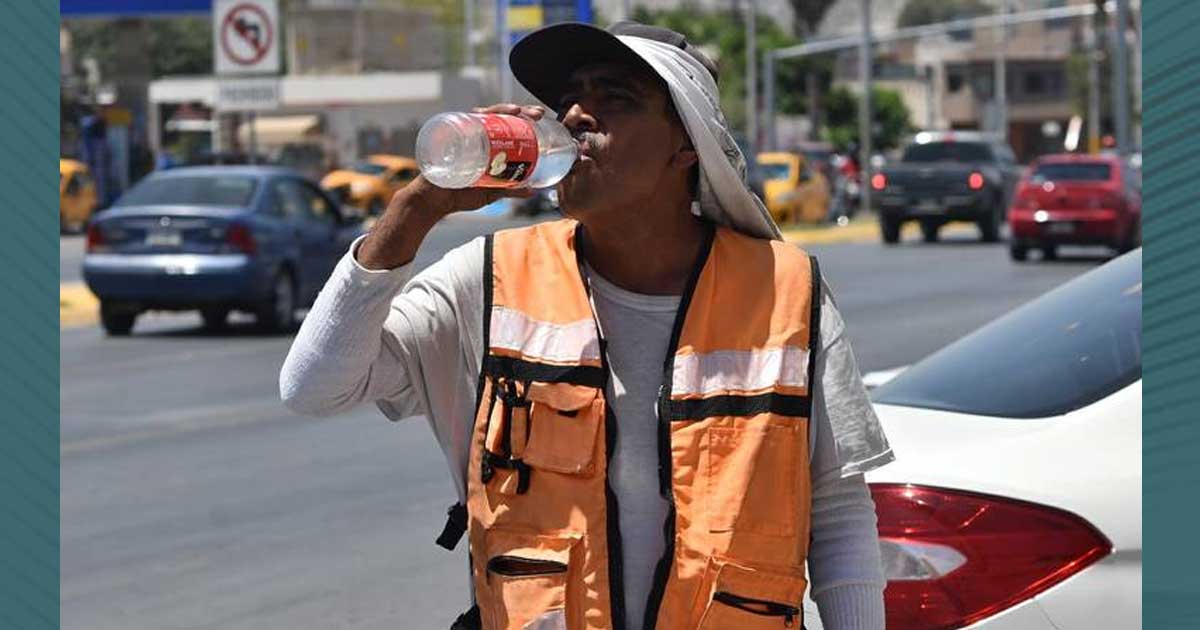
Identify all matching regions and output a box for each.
[872,132,1021,243]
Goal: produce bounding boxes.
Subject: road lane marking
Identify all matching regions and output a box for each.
[61,398,301,455]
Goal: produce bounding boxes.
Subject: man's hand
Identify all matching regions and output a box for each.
[355,104,547,270]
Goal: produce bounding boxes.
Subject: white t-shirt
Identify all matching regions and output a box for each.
[280,233,893,629]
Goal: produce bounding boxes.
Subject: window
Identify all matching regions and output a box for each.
[757,162,793,181]
[298,182,336,223]
[873,251,1141,418]
[350,161,389,176]
[390,168,419,184]
[270,179,308,219]
[1024,72,1046,95]
[947,70,965,93]
[116,175,258,207]
[902,142,993,163]
[1031,162,1113,182]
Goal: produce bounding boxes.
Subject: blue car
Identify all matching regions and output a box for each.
[83,166,366,335]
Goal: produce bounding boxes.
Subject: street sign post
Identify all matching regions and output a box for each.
[213,0,280,164]
[213,0,280,76]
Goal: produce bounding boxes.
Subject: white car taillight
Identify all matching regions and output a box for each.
[872,483,1112,630]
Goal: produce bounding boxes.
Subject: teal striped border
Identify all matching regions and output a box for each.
[0,1,59,628]
[1143,0,1200,628]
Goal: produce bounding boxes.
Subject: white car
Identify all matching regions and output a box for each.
[850,249,1141,629]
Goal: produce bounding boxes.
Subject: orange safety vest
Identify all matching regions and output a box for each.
[459,218,819,630]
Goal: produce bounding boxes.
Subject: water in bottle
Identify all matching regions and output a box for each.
[416,113,579,189]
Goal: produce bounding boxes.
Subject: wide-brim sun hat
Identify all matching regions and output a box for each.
[509,21,782,241]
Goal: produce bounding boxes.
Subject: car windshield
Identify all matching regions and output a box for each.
[903,141,992,163]
[1031,163,1112,182]
[758,162,792,181]
[350,161,389,176]
[873,250,1142,418]
[115,175,259,207]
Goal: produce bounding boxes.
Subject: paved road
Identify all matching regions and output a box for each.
[61,217,1106,630]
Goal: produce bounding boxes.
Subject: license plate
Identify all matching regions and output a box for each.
[1046,222,1076,235]
[914,199,941,213]
[146,230,182,247]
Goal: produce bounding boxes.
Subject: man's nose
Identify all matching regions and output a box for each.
[559,103,597,134]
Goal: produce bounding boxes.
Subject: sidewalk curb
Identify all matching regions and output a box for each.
[61,282,98,329]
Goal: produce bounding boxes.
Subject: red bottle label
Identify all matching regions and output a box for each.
[475,114,539,188]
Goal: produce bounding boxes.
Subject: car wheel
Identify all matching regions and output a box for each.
[256,270,297,333]
[367,197,384,217]
[100,301,137,336]
[1042,245,1058,261]
[881,216,901,245]
[201,307,230,330]
[920,220,940,243]
[1009,243,1028,261]
[978,202,1002,243]
[1119,222,1142,253]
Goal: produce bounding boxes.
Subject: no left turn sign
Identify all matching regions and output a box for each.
[214,0,280,76]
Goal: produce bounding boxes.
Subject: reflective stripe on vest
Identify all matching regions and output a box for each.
[466,219,817,630]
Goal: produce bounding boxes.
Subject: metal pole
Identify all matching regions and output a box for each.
[994,0,1007,140]
[746,0,758,156]
[498,0,512,102]
[464,0,475,67]
[248,111,258,165]
[764,52,776,151]
[622,0,631,21]
[354,0,366,73]
[1111,0,1132,156]
[859,0,872,215]
[1087,16,1101,154]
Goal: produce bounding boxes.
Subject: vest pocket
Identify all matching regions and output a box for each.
[695,560,806,630]
[482,529,579,630]
[704,421,802,536]
[521,382,603,476]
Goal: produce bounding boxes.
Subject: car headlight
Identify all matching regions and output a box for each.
[350,180,375,196]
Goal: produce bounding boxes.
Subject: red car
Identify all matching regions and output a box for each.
[1008,153,1141,261]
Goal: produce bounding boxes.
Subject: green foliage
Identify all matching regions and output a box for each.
[69,18,214,78]
[631,7,833,130]
[822,86,913,151]
[897,0,993,28]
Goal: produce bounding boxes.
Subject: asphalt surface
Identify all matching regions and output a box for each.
[61,216,1107,630]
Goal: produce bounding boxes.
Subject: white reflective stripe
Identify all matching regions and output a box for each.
[672,346,810,396]
[490,306,601,364]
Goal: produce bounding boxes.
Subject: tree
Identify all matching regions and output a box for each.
[786,0,839,140]
[631,7,806,134]
[897,0,993,28]
[823,85,912,151]
[68,17,214,79]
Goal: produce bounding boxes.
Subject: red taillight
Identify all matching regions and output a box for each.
[968,172,985,190]
[225,224,256,254]
[872,483,1112,630]
[871,173,887,190]
[86,223,105,252]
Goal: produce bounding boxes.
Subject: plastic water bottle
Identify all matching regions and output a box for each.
[415,113,579,189]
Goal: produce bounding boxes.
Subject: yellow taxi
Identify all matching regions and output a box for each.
[756,151,831,224]
[60,159,98,233]
[320,154,420,216]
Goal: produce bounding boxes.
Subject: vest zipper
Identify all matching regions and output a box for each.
[644,224,715,629]
[712,591,800,627]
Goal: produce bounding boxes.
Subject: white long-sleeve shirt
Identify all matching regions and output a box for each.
[280,233,893,629]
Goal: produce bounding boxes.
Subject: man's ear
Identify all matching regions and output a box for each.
[671,144,698,171]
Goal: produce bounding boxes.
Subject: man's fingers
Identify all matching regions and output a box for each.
[471,104,546,119]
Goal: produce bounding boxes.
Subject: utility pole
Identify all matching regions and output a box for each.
[746,0,758,156]
[859,0,872,215]
[1111,0,1132,156]
[464,0,475,67]
[764,52,776,150]
[994,0,1008,141]
[1087,12,1101,153]
[498,0,511,102]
